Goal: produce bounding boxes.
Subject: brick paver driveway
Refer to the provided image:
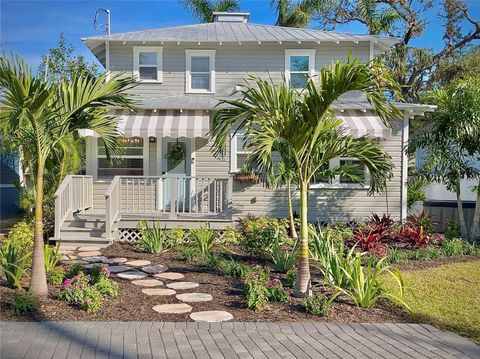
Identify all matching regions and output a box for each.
[1,321,479,358]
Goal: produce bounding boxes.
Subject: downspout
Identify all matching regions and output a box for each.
[400,112,410,222]
[105,41,110,82]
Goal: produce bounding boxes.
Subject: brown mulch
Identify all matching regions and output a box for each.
[0,242,413,323]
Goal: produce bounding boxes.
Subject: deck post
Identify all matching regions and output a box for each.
[169,177,177,219]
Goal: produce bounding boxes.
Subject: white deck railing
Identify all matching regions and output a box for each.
[54,175,93,239]
[104,175,232,240]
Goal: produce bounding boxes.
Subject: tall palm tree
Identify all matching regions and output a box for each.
[211,57,401,296]
[179,0,240,23]
[272,0,323,28]
[0,53,135,296]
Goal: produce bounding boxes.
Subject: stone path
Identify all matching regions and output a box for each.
[2,321,479,359]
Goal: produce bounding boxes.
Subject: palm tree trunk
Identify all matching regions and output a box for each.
[455,183,469,242]
[287,179,298,241]
[469,181,480,242]
[293,181,310,297]
[29,162,48,296]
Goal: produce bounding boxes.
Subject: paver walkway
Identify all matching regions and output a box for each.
[1,321,478,359]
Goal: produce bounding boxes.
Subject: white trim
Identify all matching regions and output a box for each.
[143,138,150,175]
[132,46,163,83]
[229,131,251,173]
[285,49,315,88]
[0,184,16,188]
[401,114,409,221]
[156,138,163,176]
[105,41,110,82]
[185,49,216,94]
[190,138,196,178]
[369,41,374,60]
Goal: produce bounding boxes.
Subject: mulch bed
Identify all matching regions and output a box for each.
[2,242,477,323]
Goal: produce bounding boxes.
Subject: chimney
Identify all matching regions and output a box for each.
[212,12,250,23]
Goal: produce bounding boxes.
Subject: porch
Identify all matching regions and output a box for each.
[53,175,233,246]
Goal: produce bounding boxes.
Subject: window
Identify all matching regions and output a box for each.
[339,158,366,184]
[186,50,215,93]
[133,46,163,82]
[310,158,369,188]
[97,137,144,179]
[230,132,252,172]
[285,49,315,89]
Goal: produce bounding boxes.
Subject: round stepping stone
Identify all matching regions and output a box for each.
[166,282,199,290]
[141,264,168,274]
[85,263,108,269]
[176,293,212,302]
[60,259,88,265]
[77,251,102,257]
[190,311,233,323]
[104,257,128,264]
[154,272,185,281]
[82,256,108,263]
[131,279,163,287]
[142,288,176,296]
[60,254,77,261]
[77,246,101,252]
[125,260,151,267]
[152,303,192,314]
[117,271,148,280]
[108,265,131,273]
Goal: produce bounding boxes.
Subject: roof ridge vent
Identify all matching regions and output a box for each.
[212,12,250,23]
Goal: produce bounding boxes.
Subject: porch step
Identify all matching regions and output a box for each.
[52,237,111,248]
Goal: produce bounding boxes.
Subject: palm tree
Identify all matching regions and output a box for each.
[179,0,240,23]
[0,53,135,296]
[211,57,401,296]
[271,0,323,28]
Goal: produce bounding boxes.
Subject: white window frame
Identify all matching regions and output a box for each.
[310,157,370,189]
[133,46,163,83]
[185,50,216,94]
[285,49,315,89]
[229,131,252,173]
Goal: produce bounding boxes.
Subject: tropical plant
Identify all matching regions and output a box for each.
[211,57,400,297]
[239,216,288,255]
[44,244,61,273]
[46,267,65,285]
[271,237,297,273]
[0,53,134,296]
[11,291,37,315]
[189,223,216,255]
[0,237,31,288]
[137,221,169,254]
[175,246,198,262]
[272,0,322,28]
[266,278,289,302]
[203,253,222,271]
[224,259,251,278]
[407,177,428,210]
[178,0,240,23]
[304,294,331,316]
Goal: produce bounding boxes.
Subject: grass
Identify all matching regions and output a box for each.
[384,260,480,344]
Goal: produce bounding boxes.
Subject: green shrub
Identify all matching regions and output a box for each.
[445,220,461,241]
[271,239,297,273]
[0,236,31,288]
[93,277,118,298]
[266,279,289,302]
[56,273,105,313]
[220,226,242,246]
[189,223,216,255]
[242,272,268,311]
[47,267,65,285]
[304,295,330,317]
[175,246,197,262]
[224,259,251,278]
[44,244,62,272]
[6,220,34,255]
[202,253,222,271]
[64,263,84,278]
[426,246,443,260]
[11,291,37,315]
[137,221,169,253]
[166,227,185,246]
[386,248,409,264]
[240,216,288,255]
[284,268,296,289]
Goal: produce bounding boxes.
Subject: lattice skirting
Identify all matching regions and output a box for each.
[118,228,142,242]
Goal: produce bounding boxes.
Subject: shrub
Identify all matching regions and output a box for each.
[367,213,394,228]
[224,259,251,278]
[242,272,268,311]
[56,273,106,313]
[11,291,37,315]
[397,224,431,248]
[166,227,185,246]
[6,220,34,255]
[271,239,297,273]
[0,236,31,288]
[44,244,62,272]
[137,221,169,253]
[309,226,339,265]
[202,253,222,271]
[64,263,84,278]
[284,268,296,288]
[188,223,216,255]
[93,276,118,298]
[175,246,197,262]
[239,216,287,255]
[386,248,409,264]
[304,295,330,317]
[407,210,435,235]
[220,226,242,246]
[47,267,65,285]
[445,220,461,241]
[88,266,111,284]
[266,279,289,302]
[349,228,385,254]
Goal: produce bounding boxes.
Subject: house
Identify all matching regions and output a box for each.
[0,152,21,219]
[53,12,435,245]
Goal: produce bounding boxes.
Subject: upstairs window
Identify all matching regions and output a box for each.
[133,46,163,82]
[186,50,215,93]
[285,49,315,89]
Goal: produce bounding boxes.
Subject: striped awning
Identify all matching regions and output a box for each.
[79,109,210,138]
[336,110,391,139]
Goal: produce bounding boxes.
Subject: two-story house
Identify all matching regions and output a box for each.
[54,12,435,245]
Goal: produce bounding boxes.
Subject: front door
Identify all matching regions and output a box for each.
[162,139,190,212]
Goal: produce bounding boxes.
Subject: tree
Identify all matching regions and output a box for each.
[0,53,135,296]
[211,57,400,296]
[271,0,324,28]
[315,0,480,101]
[408,77,480,241]
[179,0,240,23]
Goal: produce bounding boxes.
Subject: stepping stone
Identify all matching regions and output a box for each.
[77,251,102,257]
[77,246,101,252]
[154,272,185,281]
[166,282,199,290]
[141,264,168,274]
[82,256,108,263]
[60,259,87,265]
[59,245,78,251]
[58,249,74,255]
[131,279,163,287]
[85,263,108,269]
[152,303,192,314]
[142,288,176,296]
[104,257,128,264]
[190,311,233,323]
[108,265,131,273]
[125,260,151,267]
[117,271,148,280]
[176,293,212,303]
[60,255,77,261]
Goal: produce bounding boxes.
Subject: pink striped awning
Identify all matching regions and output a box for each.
[79,109,210,138]
[336,110,391,139]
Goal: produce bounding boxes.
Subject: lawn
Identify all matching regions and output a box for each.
[385,260,480,344]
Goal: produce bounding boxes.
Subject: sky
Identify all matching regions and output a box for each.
[1,0,480,72]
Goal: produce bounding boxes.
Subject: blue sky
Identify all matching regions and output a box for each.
[2,0,479,72]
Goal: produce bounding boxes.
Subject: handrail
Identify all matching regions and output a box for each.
[105,176,121,241]
[54,175,93,239]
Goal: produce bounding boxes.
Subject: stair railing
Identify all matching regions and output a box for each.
[105,176,121,241]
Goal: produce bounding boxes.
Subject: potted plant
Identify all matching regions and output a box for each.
[164,141,186,168]
[234,165,260,184]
